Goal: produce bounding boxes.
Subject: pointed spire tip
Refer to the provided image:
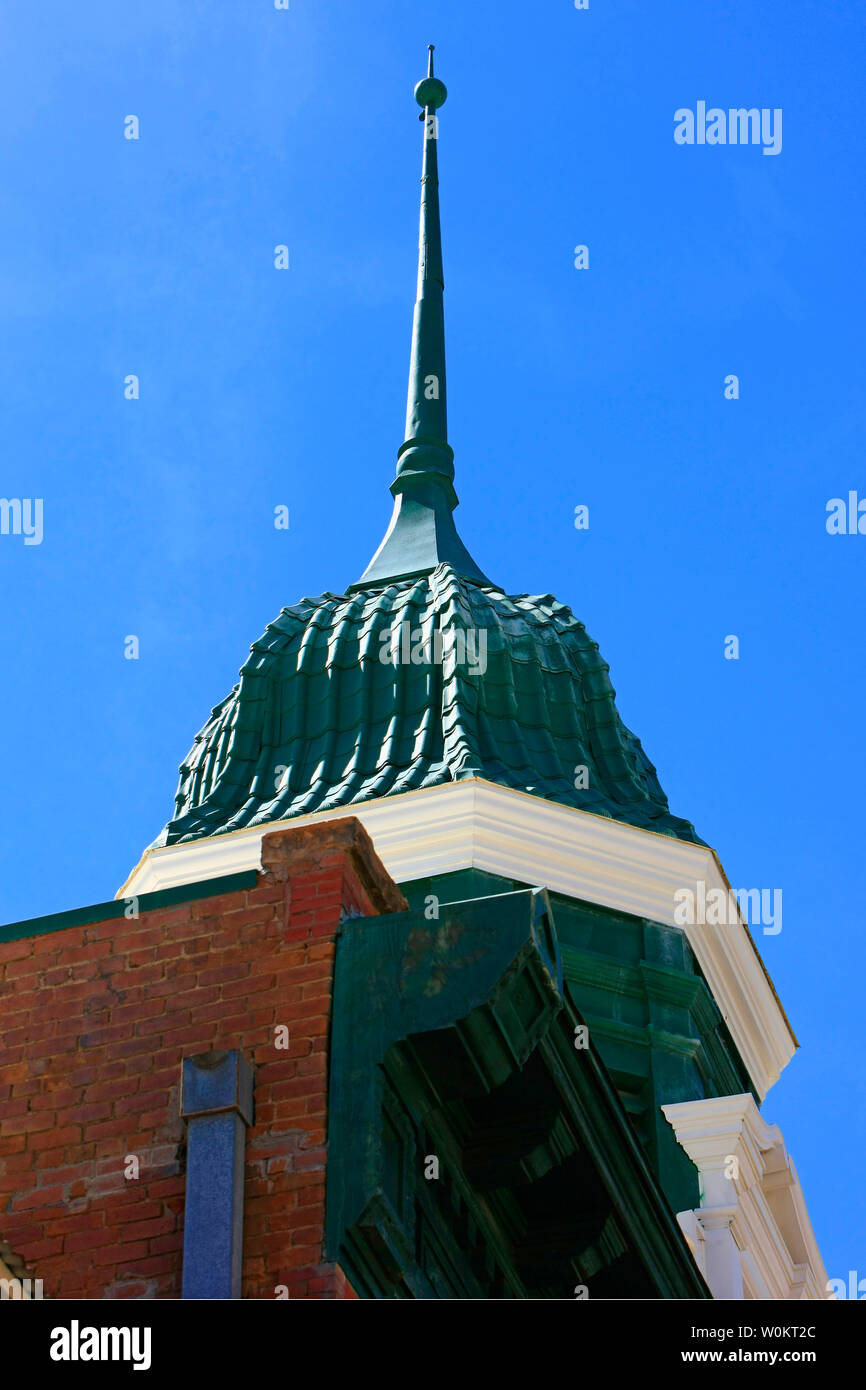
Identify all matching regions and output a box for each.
[351,48,493,591]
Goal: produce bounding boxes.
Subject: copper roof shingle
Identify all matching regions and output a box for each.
[157,565,699,847]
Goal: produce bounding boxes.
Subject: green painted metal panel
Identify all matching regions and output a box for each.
[325,886,710,1298]
[392,870,755,1214]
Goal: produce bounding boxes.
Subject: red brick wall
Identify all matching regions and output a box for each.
[0,818,405,1299]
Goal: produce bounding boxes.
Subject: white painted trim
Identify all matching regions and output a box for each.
[120,778,795,1099]
[663,1095,830,1301]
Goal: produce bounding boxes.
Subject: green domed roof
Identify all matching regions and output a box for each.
[155,53,699,851]
[160,565,697,846]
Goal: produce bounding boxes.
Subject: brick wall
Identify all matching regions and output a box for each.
[0,817,405,1299]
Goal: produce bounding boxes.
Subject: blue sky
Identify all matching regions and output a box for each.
[0,1,863,1287]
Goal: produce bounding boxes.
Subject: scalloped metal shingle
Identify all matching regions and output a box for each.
[156,565,699,848]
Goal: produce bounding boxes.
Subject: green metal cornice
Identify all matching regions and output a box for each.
[326,890,711,1298]
[353,48,492,591]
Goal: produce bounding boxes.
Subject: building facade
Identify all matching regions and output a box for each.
[0,52,827,1300]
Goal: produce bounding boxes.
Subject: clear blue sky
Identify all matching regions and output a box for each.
[0,1,862,1288]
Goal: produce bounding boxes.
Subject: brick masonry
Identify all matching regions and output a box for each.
[0,817,406,1299]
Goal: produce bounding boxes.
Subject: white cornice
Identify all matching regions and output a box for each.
[119,779,795,1099]
[663,1095,829,1301]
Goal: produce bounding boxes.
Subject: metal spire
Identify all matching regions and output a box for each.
[401,43,448,476]
[351,48,491,590]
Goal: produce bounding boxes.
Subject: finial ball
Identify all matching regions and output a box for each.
[414,76,447,111]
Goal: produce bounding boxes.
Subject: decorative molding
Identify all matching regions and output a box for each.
[662,1095,829,1301]
[120,779,795,1099]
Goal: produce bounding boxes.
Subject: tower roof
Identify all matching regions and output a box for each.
[160,567,698,845]
[153,52,699,851]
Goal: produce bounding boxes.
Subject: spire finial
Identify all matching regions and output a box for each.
[414,47,447,113]
[350,51,491,591]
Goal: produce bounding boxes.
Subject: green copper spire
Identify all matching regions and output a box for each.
[352,47,492,590]
[401,45,450,488]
